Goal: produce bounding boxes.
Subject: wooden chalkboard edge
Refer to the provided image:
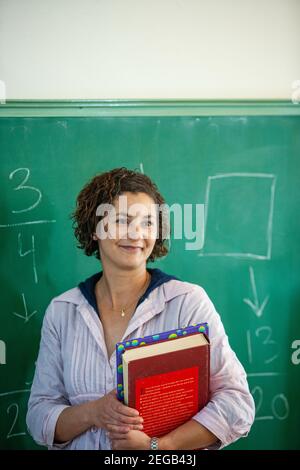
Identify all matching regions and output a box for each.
[0,99,300,117]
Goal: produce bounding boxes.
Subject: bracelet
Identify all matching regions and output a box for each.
[150,437,159,450]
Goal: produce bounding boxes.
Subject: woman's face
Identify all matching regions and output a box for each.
[96,191,158,271]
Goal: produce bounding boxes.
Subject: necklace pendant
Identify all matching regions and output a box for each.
[121,309,125,317]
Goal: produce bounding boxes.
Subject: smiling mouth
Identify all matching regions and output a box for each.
[119,245,143,252]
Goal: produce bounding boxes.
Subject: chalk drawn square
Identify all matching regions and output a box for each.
[199,173,276,260]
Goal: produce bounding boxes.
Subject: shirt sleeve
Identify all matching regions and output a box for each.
[26,301,71,449]
[180,285,255,449]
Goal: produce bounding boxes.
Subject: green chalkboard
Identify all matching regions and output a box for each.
[0,100,300,450]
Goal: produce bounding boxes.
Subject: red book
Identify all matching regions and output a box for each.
[122,333,210,438]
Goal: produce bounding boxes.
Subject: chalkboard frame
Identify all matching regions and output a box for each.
[1,100,299,450]
[0,99,300,117]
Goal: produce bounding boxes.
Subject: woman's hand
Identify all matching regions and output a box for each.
[90,389,144,434]
[109,429,151,450]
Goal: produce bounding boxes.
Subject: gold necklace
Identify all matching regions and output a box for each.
[98,272,151,318]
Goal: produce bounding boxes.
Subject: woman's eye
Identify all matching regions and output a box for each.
[142,220,153,227]
[115,218,154,227]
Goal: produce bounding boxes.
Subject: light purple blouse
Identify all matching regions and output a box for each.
[26,279,255,450]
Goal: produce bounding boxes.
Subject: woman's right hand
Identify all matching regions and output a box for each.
[90,389,144,434]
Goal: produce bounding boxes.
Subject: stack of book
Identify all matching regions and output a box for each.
[116,322,210,438]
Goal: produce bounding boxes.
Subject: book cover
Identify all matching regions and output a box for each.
[116,322,209,438]
[116,322,209,401]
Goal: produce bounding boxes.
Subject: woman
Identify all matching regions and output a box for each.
[26,167,255,450]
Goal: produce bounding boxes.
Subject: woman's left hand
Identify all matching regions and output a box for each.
[108,429,151,450]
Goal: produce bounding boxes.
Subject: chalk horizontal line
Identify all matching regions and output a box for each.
[255,416,274,421]
[0,389,30,397]
[247,372,282,377]
[209,173,275,180]
[198,252,269,260]
[0,220,56,228]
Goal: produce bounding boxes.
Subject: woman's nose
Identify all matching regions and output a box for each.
[127,222,143,240]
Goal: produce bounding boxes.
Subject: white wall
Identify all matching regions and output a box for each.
[0,0,299,99]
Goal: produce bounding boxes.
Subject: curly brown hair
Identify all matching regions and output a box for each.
[71,167,169,262]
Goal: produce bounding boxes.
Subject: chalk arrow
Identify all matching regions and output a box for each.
[13,293,37,323]
[243,266,269,318]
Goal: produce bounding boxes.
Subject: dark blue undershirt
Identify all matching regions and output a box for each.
[78,268,179,317]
